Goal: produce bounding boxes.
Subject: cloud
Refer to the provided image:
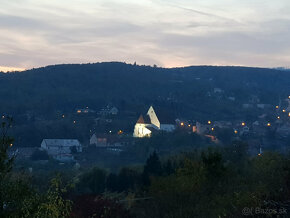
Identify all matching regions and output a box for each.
[0,0,290,69]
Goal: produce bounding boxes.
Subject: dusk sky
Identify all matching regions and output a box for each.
[1,0,290,71]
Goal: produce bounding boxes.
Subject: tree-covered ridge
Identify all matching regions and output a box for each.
[0,62,289,118]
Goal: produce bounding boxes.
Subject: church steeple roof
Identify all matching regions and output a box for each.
[137,115,145,124]
[136,114,151,124]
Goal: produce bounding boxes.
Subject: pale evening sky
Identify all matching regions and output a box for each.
[0,0,290,71]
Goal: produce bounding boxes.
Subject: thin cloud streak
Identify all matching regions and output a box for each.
[0,0,290,69]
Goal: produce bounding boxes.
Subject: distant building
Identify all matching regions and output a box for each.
[242,104,253,109]
[240,126,250,136]
[195,122,211,135]
[41,139,82,161]
[214,88,223,93]
[98,106,119,116]
[133,106,176,138]
[256,104,271,109]
[276,124,290,138]
[109,107,119,115]
[286,99,290,112]
[10,147,36,160]
[249,95,260,103]
[89,133,128,147]
[90,134,108,147]
[76,108,96,114]
[94,117,113,125]
[213,121,232,128]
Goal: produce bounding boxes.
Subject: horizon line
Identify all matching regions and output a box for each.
[1,62,290,73]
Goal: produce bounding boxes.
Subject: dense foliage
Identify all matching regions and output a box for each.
[1,63,288,117]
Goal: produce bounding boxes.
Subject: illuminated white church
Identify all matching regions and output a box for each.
[133,106,176,138]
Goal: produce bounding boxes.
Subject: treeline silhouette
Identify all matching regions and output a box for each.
[0,62,289,118]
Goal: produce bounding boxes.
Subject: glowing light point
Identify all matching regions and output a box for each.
[118,130,123,135]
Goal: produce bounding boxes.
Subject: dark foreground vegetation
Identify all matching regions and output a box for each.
[1,119,290,217]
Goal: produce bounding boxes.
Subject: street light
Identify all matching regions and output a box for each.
[241,122,245,126]
[208,121,211,124]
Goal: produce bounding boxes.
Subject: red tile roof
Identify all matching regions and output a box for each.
[137,115,145,124]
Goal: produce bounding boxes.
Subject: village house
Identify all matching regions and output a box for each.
[40,139,82,161]
[239,126,250,136]
[213,88,223,94]
[9,147,37,160]
[242,104,254,109]
[90,133,129,147]
[276,124,290,138]
[133,106,176,138]
[256,104,271,109]
[194,122,211,135]
[90,134,108,147]
[97,105,119,116]
[286,98,290,112]
[76,108,96,113]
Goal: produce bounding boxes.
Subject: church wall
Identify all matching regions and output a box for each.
[147,106,160,128]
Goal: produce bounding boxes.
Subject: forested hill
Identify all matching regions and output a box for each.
[0,62,289,120]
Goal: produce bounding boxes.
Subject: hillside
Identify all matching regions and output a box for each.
[1,62,289,116]
[1,62,289,146]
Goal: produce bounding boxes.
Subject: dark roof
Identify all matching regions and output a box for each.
[152,107,176,124]
[136,114,151,124]
[146,127,159,133]
[136,115,145,124]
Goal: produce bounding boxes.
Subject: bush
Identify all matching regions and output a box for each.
[30,149,49,161]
